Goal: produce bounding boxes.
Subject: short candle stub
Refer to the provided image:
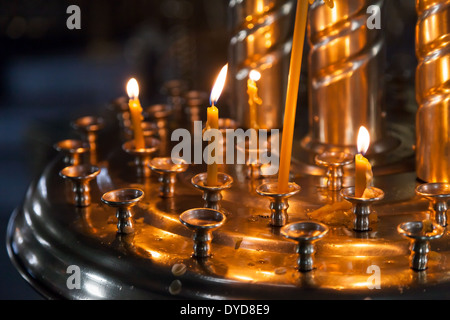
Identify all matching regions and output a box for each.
[415,183,450,227]
[179,208,226,258]
[101,188,144,234]
[54,139,89,166]
[191,172,234,211]
[148,157,189,198]
[341,186,384,232]
[256,182,301,227]
[281,221,329,272]
[315,151,354,191]
[122,137,161,177]
[59,165,100,207]
[398,221,445,271]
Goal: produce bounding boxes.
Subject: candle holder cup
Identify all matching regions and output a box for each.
[71,116,105,164]
[191,172,233,211]
[101,188,144,234]
[398,221,445,271]
[341,187,384,232]
[59,165,100,207]
[315,151,354,191]
[54,139,90,166]
[256,182,301,227]
[148,157,189,198]
[179,208,226,258]
[281,221,329,272]
[415,183,450,227]
[122,137,160,177]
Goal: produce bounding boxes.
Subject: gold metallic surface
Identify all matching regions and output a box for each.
[415,0,450,183]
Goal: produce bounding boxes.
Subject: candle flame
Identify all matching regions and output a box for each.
[357,126,370,155]
[210,64,228,106]
[126,78,139,100]
[249,70,261,82]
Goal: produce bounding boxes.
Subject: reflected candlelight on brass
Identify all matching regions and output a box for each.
[415,0,450,183]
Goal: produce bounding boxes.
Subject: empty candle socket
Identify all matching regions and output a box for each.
[315,151,354,191]
[179,208,226,258]
[415,183,450,227]
[101,188,144,234]
[281,221,329,272]
[191,172,233,211]
[54,139,90,166]
[256,182,301,227]
[59,164,100,207]
[122,137,160,177]
[148,157,189,198]
[398,221,445,271]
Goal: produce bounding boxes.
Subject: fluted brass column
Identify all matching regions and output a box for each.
[415,0,450,183]
[303,0,385,152]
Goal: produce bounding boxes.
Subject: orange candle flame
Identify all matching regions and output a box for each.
[126,78,139,100]
[210,64,228,106]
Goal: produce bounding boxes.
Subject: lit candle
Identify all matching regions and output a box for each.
[355,126,373,198]
[247,70,262,130]
[277,0,334,194]
[206,64,228,186]
[126,78,145,150]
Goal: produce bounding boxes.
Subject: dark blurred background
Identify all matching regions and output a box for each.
[0,0,228,299]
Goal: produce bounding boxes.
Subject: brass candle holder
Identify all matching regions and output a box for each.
[315,151,353,191]
[122,137,160,177]
[54,139,89,166]
[415,183,450,227]
[59,164,100,207]
[101,188,144,234]
[124,121,158,141]
[191,172,233,211]
[179,208,226,258]
[71,116,105,164]
[281,221,329,272]
[398,221,445,271]
[341,187,385,232]
[148,157,189,198]
[256,182,301,227]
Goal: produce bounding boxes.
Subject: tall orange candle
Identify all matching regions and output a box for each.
[247,70,262,130]
[278,0,334,193]
[126,78,145,150]
[206,64,228,186]
[355,126,373,198]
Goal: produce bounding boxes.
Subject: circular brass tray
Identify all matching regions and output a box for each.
[6,119,450,300]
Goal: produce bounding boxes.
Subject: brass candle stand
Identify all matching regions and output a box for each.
[101,188,144,234]
[256,182,301,227]
[191,172,233,211]
[59,164,100,207]
[415,183,450,227]
[341,187,385,232]
[122,137,160,177]
[398,221,445,271]
[54,139,89,166]
[148,157,189,198]
[315,152,353,191]
[72,116,105,164]
[179,208,226,258]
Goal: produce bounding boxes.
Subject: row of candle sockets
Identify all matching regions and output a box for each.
[53,111,450,272]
